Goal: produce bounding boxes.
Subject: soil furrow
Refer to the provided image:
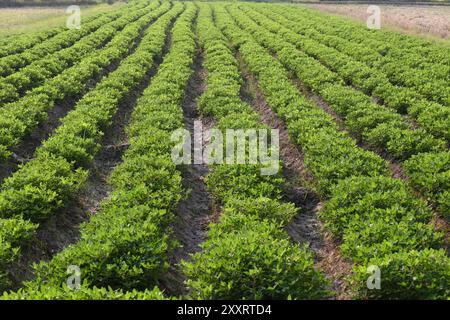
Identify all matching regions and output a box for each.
[237,52,353,300]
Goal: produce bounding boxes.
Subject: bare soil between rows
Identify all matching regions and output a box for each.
[159,49,215,297]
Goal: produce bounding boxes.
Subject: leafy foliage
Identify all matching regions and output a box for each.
[0,2,185,292]
[220,4,449,299]
[182,4,329,300]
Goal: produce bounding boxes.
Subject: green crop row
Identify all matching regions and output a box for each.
[227,6,445,158]
[0,4,182,293]
[257,4,449,108]
[0,1,149,77]
[403,151,450,218]
[241,5,450,142]
[2,286,166,300]
[0,29,62,58]
[182,4,330,300]
[0,1,172,164]
[216,4,449,299]
[2,2,195,299]
[0,1,160,105]
[227,5,450,218]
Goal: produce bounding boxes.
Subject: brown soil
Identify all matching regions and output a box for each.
[431,215,450,252]
[237,52,354,300]
[159,49,214,297]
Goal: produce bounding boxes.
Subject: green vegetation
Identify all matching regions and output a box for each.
[0,0,448,300]
[219,3,449,299]
[182,4,329,300]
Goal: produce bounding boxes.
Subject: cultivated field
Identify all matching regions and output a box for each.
[0,0,448,300]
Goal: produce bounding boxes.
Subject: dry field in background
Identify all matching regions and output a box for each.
[308,4,450,42]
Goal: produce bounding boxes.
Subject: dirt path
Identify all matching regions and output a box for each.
[159,49,215,297]
[237,52,353,300]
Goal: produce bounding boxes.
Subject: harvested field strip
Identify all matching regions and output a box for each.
[308,4,450,41]
[281,4,450,67]
[2,2,197,299]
